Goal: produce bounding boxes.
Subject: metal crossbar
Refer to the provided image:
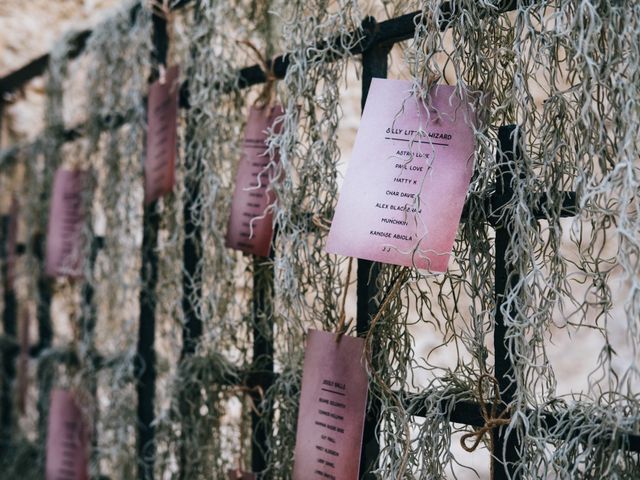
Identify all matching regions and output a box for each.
[1,2,639,480]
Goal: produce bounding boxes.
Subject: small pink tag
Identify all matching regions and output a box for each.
[6,195,19,290]
[326,79,478,272]
[227,469,256,480]
[144,65,180,205]
[45,169,87,278]
[293,330,369,480]
[17,309,29,414]
[46,389,89,480]
[226,105,283,257]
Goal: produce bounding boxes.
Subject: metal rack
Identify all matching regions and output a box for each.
[1,1,638,479]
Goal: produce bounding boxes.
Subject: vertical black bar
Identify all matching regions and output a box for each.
[492,125,521,480]
[34,231,53,470]
[177,5,203,474]
[80,236,100,473]
[251,256,274,478]
[136,10,169,480]
[0,214,17,455]
[357,17,389,480]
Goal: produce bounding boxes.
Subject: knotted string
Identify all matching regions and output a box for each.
[237,39,277,108]
[460,374,512,478]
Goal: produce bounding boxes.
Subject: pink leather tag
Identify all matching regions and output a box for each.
[226,105,283,257]
[293,330,369,480]
[227,469,256,480]
[45,169,87,278]
[144,65,180,205]
[17,309,29,414]
[6,195,18,290]
[45,389,89,480]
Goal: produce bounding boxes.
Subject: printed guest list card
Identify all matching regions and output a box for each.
[46,389,89,480]
[326,79,477,272]
[45,169,87,278]
[226,105,283,257]
[145,65,179,205]
[292,330,368,480]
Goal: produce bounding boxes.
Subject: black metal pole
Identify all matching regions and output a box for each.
[177,5,204,475]
[0,214,17,456]
[34,231,53,470]
[80,236,100,474]
[492,125,521,480]
[251,255,274,478]
[135,10,169,480]
[357,17,390,480]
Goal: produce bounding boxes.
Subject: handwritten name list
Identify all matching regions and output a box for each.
[226,105,283,257]
[144,65,179,205]
[46,389,89,480]
[326,79,478,272]
[45,169,87,278]
[293,330,368,480]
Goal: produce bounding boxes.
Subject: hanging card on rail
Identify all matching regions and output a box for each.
[227,469,256,480]
[326,79,478,272]
[144,65,180,205]
[45,169,87,278]
[292,330,368,480]
[226,105,283,257]
[17,309,29,414]
[6,196,19,290]
[46,389,89,480]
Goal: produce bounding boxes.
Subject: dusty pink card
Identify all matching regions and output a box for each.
[45,169,87,278]
[144,65,179,205]
[227,469,256,480]
[46,389,89,480]
[17,309,29,413]
[7,195,19,290]
[292,330,369,480]
[326,79,478,272]
[226,105,283,257]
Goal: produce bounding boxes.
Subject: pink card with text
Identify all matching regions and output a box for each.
[7,196,19,290]
[326,79,478,272]
[46,389,89,480]
[227,469,256,480]
[292,330,369,480]
[226,105,283,257]
[144,65,180,205]
[45,169,87,278]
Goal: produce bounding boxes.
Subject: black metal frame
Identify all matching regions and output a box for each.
[1,2,639,479]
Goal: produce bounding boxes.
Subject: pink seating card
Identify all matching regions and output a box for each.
[144,65,180,205]
[226,105,283,257]
[7,195,18,290]
[17,309,29,414]
[46,389,89,480]
[293,330,369,480]
[326,79,478,272]
[227,469,256,480]
[45,169,87,278]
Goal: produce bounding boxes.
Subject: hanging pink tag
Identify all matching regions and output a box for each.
[6,195,19,290]
[293,330,369,480]
[226,105,283,257]
[144,65,180,205]
[326,79,478,272]
[227,469,256,480]
[17,309,30,414]
[46,389,89,480]
[45,169,87,278]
